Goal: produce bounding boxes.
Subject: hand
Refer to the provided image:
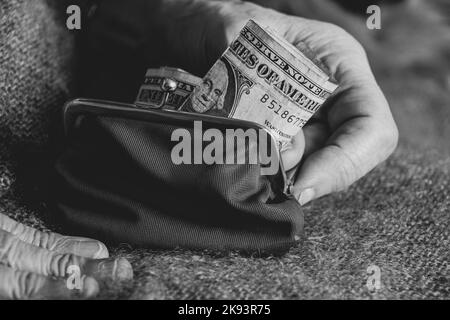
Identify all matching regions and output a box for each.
[0,213,133,299]
[161,0,398,205]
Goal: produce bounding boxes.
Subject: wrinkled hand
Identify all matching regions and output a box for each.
[164,0,398,205]
[0,213,133,299]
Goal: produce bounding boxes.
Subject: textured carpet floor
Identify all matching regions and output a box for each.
[1,0,449,299]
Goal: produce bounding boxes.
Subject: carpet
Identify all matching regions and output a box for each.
[0,0,449,299]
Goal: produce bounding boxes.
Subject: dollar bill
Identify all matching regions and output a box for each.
[136,67,201,110]
[180,20,339,149]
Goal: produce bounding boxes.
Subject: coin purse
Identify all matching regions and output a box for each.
[49,99,303,252]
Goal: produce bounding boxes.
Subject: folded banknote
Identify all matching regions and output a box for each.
[136,67,201,110]
[180,20,339,149]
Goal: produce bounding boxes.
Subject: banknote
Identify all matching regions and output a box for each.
[136,67,201,110]
[180,20,339,149]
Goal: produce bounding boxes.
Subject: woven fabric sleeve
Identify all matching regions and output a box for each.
[0,0,76,198]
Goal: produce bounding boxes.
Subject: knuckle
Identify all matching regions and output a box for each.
[338,154,361,190]
[0,230,18,264]
[389,123,399,153]
[317,22,370,73]
[325,23,361,46]
[49,253,79,278]
[35,230,49,249]
[348,35,367,57]
[13,270,43,299]
[328,144,361,191]
[31,228,44,248]
[378,119,399,156]
[326,23,348,38]
[333,25,365,51]
[329,24,368,59]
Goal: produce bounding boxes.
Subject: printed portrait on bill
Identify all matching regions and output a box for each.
[182,58,238,118]
[191,60,228,114]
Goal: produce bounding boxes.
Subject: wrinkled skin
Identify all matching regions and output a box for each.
[0,213,133,299]
[1,0,398,299]
[161,0,398,204]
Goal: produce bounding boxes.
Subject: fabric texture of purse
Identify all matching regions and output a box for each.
[50,99,303,252]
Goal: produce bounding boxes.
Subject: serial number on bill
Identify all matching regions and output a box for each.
[260,94,307,128]
[178,304,271,317]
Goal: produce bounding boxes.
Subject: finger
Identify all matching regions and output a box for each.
[0,264,99,300]
[302,120,330,158]
[281,129,305,171]
[292,90,398,205]
[0,213,109,259]
[281,120,328,175]
[0,229,133,281]
[289,23,398,205]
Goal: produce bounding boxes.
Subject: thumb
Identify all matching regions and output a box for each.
[291,144,362,206]
[280,130,305,171]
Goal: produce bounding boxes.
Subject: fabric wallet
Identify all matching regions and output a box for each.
[49,99,303,252]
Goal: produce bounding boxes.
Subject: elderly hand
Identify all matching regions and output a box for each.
[159,0,398,205]
[0,213,133,299]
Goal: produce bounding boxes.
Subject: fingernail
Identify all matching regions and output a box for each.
[78,241,109,259]
[81,276,99,299]
[298,188,315,206]
[91,257,134,281]
[113,258,134,281]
